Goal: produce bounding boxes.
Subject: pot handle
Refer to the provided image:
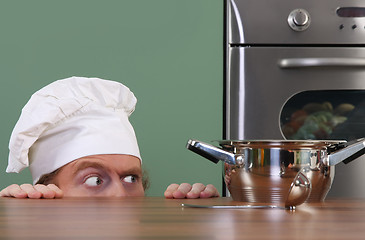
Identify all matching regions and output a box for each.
[186,139,237,165]
[328,138,365,166]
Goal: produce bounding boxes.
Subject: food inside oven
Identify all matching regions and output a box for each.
[280,90,365,141]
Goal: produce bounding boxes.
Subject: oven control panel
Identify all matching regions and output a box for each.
[228,0,365,44]
[288,7,365,32]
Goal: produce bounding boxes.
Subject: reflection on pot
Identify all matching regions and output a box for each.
[223,147,333,204]
[224,162,334,204]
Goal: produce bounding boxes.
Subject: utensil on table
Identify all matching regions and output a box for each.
[181,203,286,210]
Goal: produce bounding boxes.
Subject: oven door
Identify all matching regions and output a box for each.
[226,46,365,140]
[225,46,365,198]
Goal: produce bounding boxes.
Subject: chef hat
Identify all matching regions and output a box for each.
[6,76,141,184]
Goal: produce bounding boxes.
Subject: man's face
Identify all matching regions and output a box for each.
[53,154,144,197]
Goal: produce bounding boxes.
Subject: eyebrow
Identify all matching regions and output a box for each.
[71,161,107,177]
[71,160,142,178]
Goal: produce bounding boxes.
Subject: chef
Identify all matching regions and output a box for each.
[0,76,219,199]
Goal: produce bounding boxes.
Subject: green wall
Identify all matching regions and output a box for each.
[0,0,223,196]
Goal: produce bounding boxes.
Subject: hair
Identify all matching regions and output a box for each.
[36,168,150,191]
[36,168,62,186]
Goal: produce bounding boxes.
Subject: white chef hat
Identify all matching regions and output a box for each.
[6,76,141,184]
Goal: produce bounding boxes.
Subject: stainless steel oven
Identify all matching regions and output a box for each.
[224,0,365,198]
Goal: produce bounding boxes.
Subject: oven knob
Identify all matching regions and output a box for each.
[288,9,311,31]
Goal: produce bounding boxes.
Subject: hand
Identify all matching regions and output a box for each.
[0,184,63,199]
[164,183,220,199]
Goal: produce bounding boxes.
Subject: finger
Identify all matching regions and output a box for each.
[186,183,206,199]
[164,184,179,199]
[172,183,192,199]
[200,184,220,198]
[47,184,64,198]
[0,184,28,198]
[20,184,42,199]
[33,184,58,199]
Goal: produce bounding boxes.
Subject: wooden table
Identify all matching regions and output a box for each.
[0,197,364,239]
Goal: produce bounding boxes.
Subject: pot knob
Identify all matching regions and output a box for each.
[288,9,311,31]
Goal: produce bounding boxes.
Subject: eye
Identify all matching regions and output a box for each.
[122,175,137,183]
[84,176,103,186]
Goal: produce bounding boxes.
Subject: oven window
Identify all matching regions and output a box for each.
[280,90,365,141]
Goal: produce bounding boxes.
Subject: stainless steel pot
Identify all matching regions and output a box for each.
[187,139,365,207]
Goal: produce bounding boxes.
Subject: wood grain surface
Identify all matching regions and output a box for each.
[0,197,364,239]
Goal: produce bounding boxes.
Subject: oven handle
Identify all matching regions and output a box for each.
[278,58,365,68]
